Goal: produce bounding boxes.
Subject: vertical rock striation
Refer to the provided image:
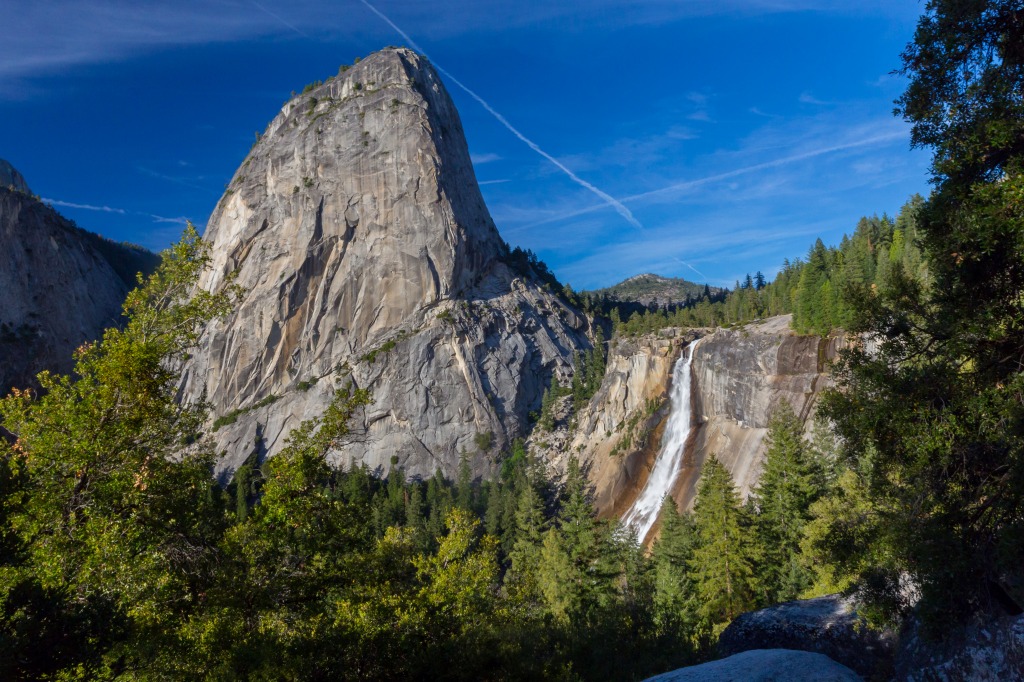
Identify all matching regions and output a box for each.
[681,314,840,508]
[180,48,589,481]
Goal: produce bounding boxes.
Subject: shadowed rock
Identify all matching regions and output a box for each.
[0,172,157,394]
[717,594,895,678]
[644,649,862,681]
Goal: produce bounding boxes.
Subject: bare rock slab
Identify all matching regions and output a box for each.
[644,649,862,682]
[717,594,894,678]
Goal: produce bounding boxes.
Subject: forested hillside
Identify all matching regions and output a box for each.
[612,195,929,337]
[0,237,841,677]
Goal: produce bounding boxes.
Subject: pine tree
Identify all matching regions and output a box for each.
[689,456,756,627]
[750,402,824,603]
[651,496,701,636]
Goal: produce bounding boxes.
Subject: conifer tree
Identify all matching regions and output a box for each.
[689,455,756,628]
[651,496,701,636]
[750,402,824,603]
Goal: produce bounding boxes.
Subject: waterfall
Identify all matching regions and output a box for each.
[622,338,702,542]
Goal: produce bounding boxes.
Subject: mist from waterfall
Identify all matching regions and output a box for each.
[622,338,702,542]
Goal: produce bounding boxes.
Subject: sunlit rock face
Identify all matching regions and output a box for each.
[643,648,861,682]
[180,48,590,481]
[0,158,31,194]
[0,180,138,393]
[679,314,842,507]
[563,329,693,518]
[574,316,837,538]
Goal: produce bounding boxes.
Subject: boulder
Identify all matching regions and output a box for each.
[644,649,862,682]
[717,594,894,678]
[894,612,1024,681]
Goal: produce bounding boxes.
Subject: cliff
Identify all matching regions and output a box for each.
[681,314,840,508]
[573,315,836,530]
[0,176,157,393]
[565,330,693,514]
[180,48,590,481]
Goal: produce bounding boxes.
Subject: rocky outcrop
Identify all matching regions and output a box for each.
[0,177,155,393]
[675,314,839,509]
[894,612,1024,681]
[717,595,895,678]
[574,315,835,525]
[0,158,30,194]
[644,649,862,682]
[180,48,589,481]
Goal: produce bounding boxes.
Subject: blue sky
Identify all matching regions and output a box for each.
[0,0,930,289]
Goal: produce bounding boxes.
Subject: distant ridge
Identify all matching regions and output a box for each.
[588,273,723,310]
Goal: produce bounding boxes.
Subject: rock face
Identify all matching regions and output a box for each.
[0,158,30,194]
[0,178,155,393]
[576,315,835,527]
[643,649,862,682]
[894,612,1024,681]
[180,48,590,481]
[679,314,839,508]
[568,329,694,515]
[717,595,895,678]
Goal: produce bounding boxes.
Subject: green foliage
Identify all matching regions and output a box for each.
[473,430,493,452]
[606,197,928,338]
[815,0,1024,626]
[360,337,398,364]
[0,224,238,678]
[212,393,280,431]
[689,455,757,628]
[749,403,828,603]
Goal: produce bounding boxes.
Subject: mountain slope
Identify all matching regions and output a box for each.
[181,48,591,480]
[0,173,158,392]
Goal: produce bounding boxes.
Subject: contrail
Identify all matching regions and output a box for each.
[524,130,908,228]
[357,0,643,231]
[251,1,309,37]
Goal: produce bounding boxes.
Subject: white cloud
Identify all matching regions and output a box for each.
[470,152,502,164]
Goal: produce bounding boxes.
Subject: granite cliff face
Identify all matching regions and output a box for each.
[0,170,156,393]
[0,159,31,194]
[181,48,589,481]
[573,315,835,528]
[564,330,692,514]
[680,314,840,507]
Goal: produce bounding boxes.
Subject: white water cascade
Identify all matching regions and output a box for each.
[622,338,702,542]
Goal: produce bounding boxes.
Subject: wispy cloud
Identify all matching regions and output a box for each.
[42,198,126,214]
[522,122,909,229]
[479,178,511,185]
[470,152,502,164]
[799,92,833,105]
[43,196,193,226]
[0,1,917,99]
[137,166,212,192]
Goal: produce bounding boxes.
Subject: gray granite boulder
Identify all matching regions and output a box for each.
[894,612,1024,681]
[717,594,894,678]
[644,649,862,681]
